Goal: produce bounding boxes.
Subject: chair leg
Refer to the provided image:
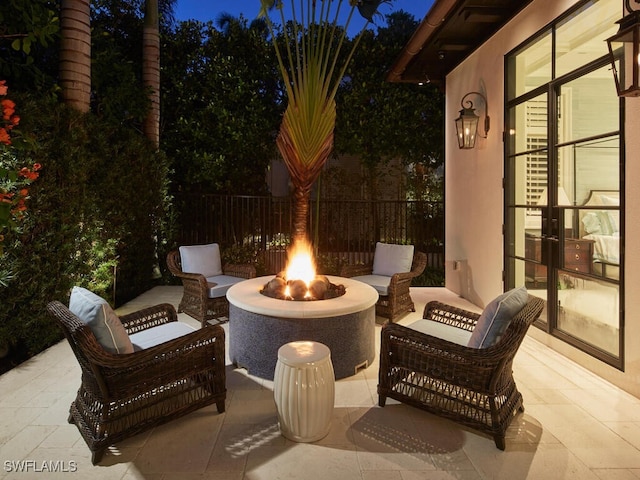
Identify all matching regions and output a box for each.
[216,399,226,413]
[378,395,387,407]
[493,434,506,451]
[91,448,105,465]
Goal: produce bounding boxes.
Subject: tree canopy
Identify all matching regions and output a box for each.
[162,9,443,198]
[161,16,283,194]
[0,1,444,198]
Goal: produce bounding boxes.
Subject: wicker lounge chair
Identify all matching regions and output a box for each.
[47,300,226,464]
[378,295,544,450]
[340,244,427,322]
[167,246,256,327]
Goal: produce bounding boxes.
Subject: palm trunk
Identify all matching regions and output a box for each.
[59,0,91,112]
[142,0,160,147]
[292,185,312,243]
[276,112,334,244]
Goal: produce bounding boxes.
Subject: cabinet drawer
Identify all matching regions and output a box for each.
[564,240,593,273]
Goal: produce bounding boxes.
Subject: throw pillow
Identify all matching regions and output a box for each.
[372,242,414,277]
[581,212,602,235]
[596,211,616,236]
[69,286,134,354]
[179,243,223,277]
[467,286,528,349]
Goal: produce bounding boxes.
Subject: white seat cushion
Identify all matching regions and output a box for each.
[179,243,223,277]
[205,274,247,298]
[407,319,472,346]
[129,322,196,351]
[372,242,414,276]
[351,274,391,296]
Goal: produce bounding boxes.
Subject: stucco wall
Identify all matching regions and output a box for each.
[444,0,640,397]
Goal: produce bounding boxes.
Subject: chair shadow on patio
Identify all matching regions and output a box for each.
[97,359,543,476]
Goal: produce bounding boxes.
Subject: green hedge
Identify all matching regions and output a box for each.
[0,93,171,358]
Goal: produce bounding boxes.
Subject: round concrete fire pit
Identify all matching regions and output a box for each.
[226,276,378,380]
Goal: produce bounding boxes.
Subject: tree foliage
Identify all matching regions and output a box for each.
[90,0,176,126]
[0,0,59,90]
[162,9,443,201]
[335,11,444,200]
[161,17,283,194]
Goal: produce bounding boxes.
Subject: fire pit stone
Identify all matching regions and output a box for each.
[261,272,345,301]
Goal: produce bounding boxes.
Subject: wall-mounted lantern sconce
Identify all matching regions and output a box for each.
[607,0,640,97]
[455,91,490,149]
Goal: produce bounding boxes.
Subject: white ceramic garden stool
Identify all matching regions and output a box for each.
[273,341,335,442]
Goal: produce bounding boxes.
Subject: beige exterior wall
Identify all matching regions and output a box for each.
[444,0,640,397]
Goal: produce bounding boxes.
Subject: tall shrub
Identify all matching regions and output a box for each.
[0,93,171,358]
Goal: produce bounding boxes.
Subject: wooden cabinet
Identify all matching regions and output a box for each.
[564,238,594,273]
[525,236,594,285]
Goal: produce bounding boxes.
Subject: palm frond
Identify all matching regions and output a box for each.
[261,0,387,171]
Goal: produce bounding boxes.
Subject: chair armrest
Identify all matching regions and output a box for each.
[422,301,480,332]
[340,263,373,277]
[389,270,418,285]
[223,263,256,279]
[169,263,205,282]
[120,303,178,334]
[87,325,226,396]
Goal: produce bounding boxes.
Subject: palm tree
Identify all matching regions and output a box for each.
[143,0,160,147]
[59,0,91,112]
[259,0,389,244]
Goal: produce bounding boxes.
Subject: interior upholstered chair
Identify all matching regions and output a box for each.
[340,242,427,322]
[46,287,226,464]
[378,288,544,450]
[167,243,256,327]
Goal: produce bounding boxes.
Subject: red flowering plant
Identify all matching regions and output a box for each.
[0,80,41,256]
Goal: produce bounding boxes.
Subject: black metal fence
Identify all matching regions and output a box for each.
[176,194,444,275]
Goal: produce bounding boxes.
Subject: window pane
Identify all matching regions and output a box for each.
[558,136,619,208]
[557,275,620,355]
[509,94,548,155]
[555,0,620,78]
[557,65,619,144]
[507,30,552,99]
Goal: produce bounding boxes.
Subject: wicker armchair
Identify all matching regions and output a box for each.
[340,250,427,322]
[378,295,544,450]
[46,301,226,465]
[167,248,256,327]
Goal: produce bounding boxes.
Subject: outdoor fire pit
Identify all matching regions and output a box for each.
[226,275,377,380]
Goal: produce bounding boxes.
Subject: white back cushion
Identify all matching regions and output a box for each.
[467,286,528,349]
[179,243,223,277]
[69,286,134,354]
[372,242,414,277]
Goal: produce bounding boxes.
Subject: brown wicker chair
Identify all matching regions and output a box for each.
[340,250,427,322]
[378,295,544,450]
[167,249,256,327]
[46,301,226,465]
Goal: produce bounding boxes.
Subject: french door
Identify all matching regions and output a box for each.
[504,0,623,367]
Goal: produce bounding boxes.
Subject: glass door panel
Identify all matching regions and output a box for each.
[557,275,620,355]
[509,95,549,324]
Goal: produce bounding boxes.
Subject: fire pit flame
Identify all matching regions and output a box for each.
[260,240,345,301]
[285,241,316,286]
